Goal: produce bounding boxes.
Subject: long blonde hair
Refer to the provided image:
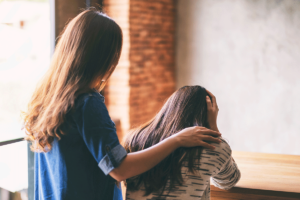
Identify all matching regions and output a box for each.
[22,9,122,152]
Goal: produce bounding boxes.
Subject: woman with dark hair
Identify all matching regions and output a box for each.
[22,9,222,200]
[125,86,241,200]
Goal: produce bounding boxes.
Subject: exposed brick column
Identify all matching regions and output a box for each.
[103,0,131,141]
[128,0,176,127]
[103,0,176,141]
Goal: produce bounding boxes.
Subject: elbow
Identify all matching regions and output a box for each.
[114,175,126,182]
[113,176,124,182]
[109,168,126,182]
[212,169,241,190]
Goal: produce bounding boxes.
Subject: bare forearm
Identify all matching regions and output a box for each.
[109,126,221,181]
[109,136,179,181]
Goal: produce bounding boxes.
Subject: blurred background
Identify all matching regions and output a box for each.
[0,0,299,199]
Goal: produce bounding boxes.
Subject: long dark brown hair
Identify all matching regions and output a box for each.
[124,85,210,196]
[23,8,123,152]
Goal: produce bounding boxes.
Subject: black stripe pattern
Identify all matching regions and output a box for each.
[126,138,241,200]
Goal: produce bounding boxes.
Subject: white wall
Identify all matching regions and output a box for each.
[176,0,300,155]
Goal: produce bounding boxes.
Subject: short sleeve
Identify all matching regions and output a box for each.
[74,93,127,175]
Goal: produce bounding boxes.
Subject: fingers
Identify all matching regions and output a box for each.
[206,96,212,109]
[196,127,221,137]
[206,89,218,110]
[201,135,221,144]
[206,89,216,104]
[199,141,216,150]
[206,89,214,99]
[206,89,215,102]
[202,131,221,137]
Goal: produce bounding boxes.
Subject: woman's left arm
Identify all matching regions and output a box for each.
[109,126,221,182]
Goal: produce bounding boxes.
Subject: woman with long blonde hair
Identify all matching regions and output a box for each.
[22,9,221,200]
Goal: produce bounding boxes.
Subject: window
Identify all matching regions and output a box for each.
[0,0,52,199]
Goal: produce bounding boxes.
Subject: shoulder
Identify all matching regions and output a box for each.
[74,92,107,114]
[75,91,105,109]
[193,138,232,176]
[200,137,232,166]
[73,92,111,123]
[212,137,232,158]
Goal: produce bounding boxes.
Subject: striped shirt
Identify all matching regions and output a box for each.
[126,138,241,200]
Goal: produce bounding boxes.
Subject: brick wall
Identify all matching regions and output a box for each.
[128,0,176,128]
[103,0,131,142]
[104,0,176,142]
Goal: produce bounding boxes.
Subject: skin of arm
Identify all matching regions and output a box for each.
[206,90,235,162]
[110,89,223,182]
[109,126,221,182]
[109,134,180,181]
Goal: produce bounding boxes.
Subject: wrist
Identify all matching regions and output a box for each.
[168,134,181,149]
[209,124,219,132]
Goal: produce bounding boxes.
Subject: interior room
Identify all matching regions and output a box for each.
[0,0,299,199]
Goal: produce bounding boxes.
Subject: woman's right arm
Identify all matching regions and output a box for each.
[206,89,241,189]
[109,126,221,182]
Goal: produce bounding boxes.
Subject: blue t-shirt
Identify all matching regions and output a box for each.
[34,91,127,200]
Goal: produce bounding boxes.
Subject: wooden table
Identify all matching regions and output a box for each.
[211,151,300,200]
